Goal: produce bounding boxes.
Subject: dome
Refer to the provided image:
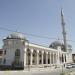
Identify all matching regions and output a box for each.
[51,41,63,46]
[49,41,63,48]
[6,32,26,40]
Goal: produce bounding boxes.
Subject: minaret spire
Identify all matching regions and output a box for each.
[61,8,67,52]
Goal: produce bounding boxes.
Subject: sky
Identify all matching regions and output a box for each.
[0,0,75,52]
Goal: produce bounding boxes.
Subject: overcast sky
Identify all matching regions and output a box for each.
[0,0,75,52]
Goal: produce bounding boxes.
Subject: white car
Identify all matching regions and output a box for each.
[71,63,75,68]
[66,64,72,69]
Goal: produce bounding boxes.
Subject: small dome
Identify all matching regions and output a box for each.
[7,32,26,40]
[51,41,63,46]
[49,41,63,48]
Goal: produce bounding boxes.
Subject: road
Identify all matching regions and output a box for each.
[0,68,75,75]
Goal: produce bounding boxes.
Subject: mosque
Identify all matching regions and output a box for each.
[0,32,72,69]
[0,9,73,70]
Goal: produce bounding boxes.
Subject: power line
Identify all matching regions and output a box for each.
[0,27,75,42]
[0,27,58,40]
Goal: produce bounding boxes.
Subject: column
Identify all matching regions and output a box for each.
[54,53,55,64]
[24,48,27,67]
[53,53,55,64]
[50,52,51,65]
[42,51,44,65]
[54,53,56,64]
[37,50,39,65]
[63,54,66,67]
[30,49,33,65]
[51,53,53,64]
[55,53,57,64]
[63,54,65,63]
[46,52,48,64]
[57,51,60,65]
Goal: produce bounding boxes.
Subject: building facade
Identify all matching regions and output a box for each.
[1,32,72,69]
[0,49,3,65]
[72,54,75,63]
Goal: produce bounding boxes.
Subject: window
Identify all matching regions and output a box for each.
[4,50,6,55]
[3,58,6,64]
[0,51,3,56]
[15,49,20,64]
[0,58,2,64]
[15,49,20,56]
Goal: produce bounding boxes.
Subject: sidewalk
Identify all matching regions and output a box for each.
[0,67,62,75]
[23,66,62,73]
[70,72,75,75]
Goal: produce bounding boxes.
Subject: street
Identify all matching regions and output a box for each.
[0,68,75,75]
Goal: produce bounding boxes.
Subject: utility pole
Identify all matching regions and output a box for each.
[61,9,67,52]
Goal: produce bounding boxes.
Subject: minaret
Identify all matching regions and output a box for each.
[61,9,67,52]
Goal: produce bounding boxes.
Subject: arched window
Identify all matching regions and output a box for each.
[15,49,20,57]
[15,49,20,64]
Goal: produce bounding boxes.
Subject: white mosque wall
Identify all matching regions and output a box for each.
[2,37,72,68]
[3,39,25,66]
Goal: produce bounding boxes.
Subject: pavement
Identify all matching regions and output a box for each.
[70,72,75,75]
[22,67,75,75]
[0,67,75,75]
[0,67,61,75]
[24,66,61,72]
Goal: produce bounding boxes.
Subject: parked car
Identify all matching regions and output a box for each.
[66,64,72,69]
[71,63,75,68]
